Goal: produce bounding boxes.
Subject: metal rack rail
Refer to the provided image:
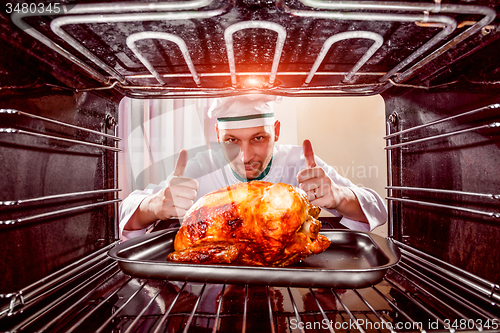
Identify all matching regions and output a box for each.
[0,128,121,152]
[385,102,500,221]
[384,103,500,140]
[385,186,500,201]
[0,189,121,207]
[0,109,123,225]
[0,108,121,152]
[0,199,122,226]
[386,197,500,220]
[385,122,500,150]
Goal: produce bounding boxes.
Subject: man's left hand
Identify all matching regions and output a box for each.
[297,140,368,223]
[297,140,343,209]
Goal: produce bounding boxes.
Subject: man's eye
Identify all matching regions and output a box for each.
[226,138,237,143]
[254,136,264,141]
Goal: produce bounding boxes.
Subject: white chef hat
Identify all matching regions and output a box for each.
[208,94,280,130]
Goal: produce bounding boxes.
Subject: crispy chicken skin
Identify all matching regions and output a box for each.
[167,181,331,267]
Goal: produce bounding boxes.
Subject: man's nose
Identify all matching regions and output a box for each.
[225,143,240,162]
[239,142,253,162]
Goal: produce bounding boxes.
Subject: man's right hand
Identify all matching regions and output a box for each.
[125,149,199,230]
[150,149,199,219]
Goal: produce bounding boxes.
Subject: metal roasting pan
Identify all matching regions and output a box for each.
[108,228,401,288]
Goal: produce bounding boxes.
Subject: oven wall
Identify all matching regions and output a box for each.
[384,88,500,284]
[0,89,118,294]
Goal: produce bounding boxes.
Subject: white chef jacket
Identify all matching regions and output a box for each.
[119,145,387,240]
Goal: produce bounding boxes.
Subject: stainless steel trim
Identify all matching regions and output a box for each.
[0,189,121,206]
[304,31,383,85]
[126,31,201,86]
[224,21,287,87]
[124,70,387,80]
[0,109,121,141]
[385,186,500,200]
[386,197,500,219]
[122,88,379,99]
[384,103,500,140]
[0,199,122,226]
[0,128,122,152]
[120,82,382,91]
[384,122,500,150]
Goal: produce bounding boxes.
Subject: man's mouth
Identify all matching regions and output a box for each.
[244,162,260,171]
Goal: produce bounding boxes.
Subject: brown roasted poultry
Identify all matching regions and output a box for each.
[167,181,331,267]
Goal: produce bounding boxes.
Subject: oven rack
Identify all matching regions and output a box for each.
[385,103,500,227]
[0,109,121,152]
[1,235,499,333]
[9,1,496,97]
[0,108,121,230]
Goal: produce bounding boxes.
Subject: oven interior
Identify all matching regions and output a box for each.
[1,0,500,331]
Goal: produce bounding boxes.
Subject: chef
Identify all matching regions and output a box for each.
[119,94,387,240]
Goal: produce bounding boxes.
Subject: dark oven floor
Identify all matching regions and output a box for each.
[1,241,499,333]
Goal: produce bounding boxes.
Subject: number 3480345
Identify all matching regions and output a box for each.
[5,2,61,14]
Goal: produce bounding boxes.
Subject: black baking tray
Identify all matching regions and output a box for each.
[108,228,401,288]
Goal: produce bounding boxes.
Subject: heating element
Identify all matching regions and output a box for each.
[8,0,497,98]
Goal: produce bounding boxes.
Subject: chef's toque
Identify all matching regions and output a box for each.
[208,94,281,129]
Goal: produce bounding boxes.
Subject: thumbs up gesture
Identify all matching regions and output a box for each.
[296,140,369,223]
[297,140,340,209]
[147,149,199,220]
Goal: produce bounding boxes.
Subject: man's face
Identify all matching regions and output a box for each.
[217,121,280,180]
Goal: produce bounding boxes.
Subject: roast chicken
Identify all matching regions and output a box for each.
[167,181,331,267]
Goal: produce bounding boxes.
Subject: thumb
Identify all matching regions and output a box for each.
[303,140,316,168]
[173,149,188,176]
